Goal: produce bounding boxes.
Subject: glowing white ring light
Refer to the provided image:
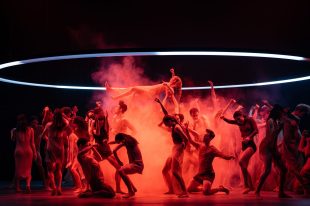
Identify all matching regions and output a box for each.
[0,51,309,90]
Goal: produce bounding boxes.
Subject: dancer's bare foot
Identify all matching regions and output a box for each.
[25,186,31,194]
[219,185,230,194]
[123,191,135,198]
[56,188,62,196]
[51,189,57,196]
[164,191,174,195]
[242,187,254,194]
[116,190,126,194]
[178,192,189,198]
[16,187,22,193]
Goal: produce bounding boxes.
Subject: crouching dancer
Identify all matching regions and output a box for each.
[187,129,235,195]
[110,133,144,198]
[77,138,115,198]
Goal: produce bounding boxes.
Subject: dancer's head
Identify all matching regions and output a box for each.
[29,116,39,128]
[163,115,178,127]
[292,104,310,118]
[52,108,67,130]
[189,107,199,121]
[77,138,88,150]
[62,107,73,119]
[174,113,184,123]
[233,110,245,124]
[116,100,127,115]
[259,105,271,119]
[73,116,88,133]
[16,114,28,131]
[203,129,215,145]
[268,104,284,121]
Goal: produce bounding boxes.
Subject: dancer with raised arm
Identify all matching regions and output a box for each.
[221,110,258,194]
[187,129,234,195]
[41,109,70,196]
[155,98,190,198]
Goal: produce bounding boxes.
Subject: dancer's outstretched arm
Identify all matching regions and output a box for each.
[155,98,168,116]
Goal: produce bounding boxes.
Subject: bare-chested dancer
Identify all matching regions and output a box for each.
[187,129,234,195]
[255,105,290,198]
[221,111,258,194]
[155,98,192,198]
[41,109,70,196]
[110,133,144,198]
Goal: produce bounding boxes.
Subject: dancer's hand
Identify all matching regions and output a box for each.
[208,80,214,87]
[154,98,160,103]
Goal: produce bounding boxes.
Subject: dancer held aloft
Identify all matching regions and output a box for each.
[91,112,135,197]
[255,105,290,198]
[155,98,190,198]
[105,68,182,103]
[187,129,234,195]
[77,138,115,198]
[109,133,144,197]
[12,114,37,193]
[221,110,258,194]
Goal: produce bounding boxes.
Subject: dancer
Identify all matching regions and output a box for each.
[67,116,89,192]
[299,130,310,197]
[255,105,290,198]
[221,110,258,194]
[41,109,70,195]
[189,107,208,142]
[77,138,115,198]
[155,98,190,198]
[105,68,182,101]
[111,101,136,137]
[110,133,144,197]
[187,129,234,195]
[12,114,37,193]
[91,112,136,198]
[29,116,47,188]
[282,104,310,194]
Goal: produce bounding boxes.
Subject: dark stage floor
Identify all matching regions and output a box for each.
[0,182,310,206]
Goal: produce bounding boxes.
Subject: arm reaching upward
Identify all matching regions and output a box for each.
[155,98,169,116]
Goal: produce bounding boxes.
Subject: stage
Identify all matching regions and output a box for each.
[0,182,309,206]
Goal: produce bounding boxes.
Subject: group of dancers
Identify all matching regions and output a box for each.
[11,68,310,199]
